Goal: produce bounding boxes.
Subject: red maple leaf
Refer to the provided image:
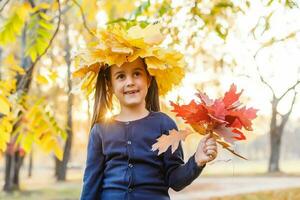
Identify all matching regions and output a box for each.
[153,83,258,160]
[205,99,227,124]
[222,83,243,108]
[170,100,210,124]
[227,106,258,131]
[196,90,214,106]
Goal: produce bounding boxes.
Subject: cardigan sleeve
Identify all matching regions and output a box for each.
[162,114,206,192]
[80,124,105,200]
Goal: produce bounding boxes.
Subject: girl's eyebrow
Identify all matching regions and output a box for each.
[113,70,124,77]
[133,67,144,72]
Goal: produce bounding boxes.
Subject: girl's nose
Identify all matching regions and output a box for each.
[125,77,135,88]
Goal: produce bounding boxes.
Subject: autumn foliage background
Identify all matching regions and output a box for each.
[0,0,300,199]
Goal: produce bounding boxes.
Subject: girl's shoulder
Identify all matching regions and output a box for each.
[150,111,177,129]
[145,110,174,121]
[92,111,176,129]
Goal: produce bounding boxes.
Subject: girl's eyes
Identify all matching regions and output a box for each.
[116,72,141,80]
[116,74,125,79]
[134,72,141,77]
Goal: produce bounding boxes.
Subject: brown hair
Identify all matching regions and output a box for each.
[90,59,160,128]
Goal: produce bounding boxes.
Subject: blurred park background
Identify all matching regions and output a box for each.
[0,0,300,199]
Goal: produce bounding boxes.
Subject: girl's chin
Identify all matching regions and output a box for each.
[123,97,145,106]
[124,100,143,106]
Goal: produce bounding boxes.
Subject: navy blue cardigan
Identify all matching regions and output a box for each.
[80,111,205,200]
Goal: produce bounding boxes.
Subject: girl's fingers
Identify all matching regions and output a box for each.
[206,141,216,146]
[204,132,215,140]
[206,149,217,159]
[205,145,217,152]
[202,133,211,143]
[204,142,217,149]
[204,147,217,155]
[206,138,216,145]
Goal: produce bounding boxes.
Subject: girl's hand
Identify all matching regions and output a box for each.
[194,133,218,167]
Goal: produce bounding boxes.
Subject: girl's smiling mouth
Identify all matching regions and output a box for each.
[124,90,140,95]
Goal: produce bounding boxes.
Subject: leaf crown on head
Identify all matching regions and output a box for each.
[73,22,186,96]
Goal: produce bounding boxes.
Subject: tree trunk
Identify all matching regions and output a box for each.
[56,20,73,181]
[3,23,33,192]
[268,130,281,172]
[3,148,13,192]
[4,148,24,191]
[56,128,72,181]
[267,94,295,173]
[268,99,279,172]
[28,150,33,177]
[13,151,24,188]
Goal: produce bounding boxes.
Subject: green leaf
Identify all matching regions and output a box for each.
[139,21,150,28]
[25,13,53,61]
[0,3,31,45]
[215,24,228,40]
[158,3,171,17]
[106,18,128,25]
[132,0,151,19]
[285,0,298,8]
[0,14,22,45]
[38,20,53,30]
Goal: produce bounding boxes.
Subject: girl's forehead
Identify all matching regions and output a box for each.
[111,58,145,73]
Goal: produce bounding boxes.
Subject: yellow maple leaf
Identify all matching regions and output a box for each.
[49,70,58,81]
[0,117,12,151]
[36,74,48,84]
[53,141,63,161]
[73,23,186,96]
[127,23,164,45]
[0,95,11,115]
[10,65,25,75]
[147,66,185,96]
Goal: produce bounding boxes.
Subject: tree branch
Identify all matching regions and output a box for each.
[254,29,300,59]
[278,79,300,101]
[0,0,10,13]
[278,91,298,132]
[71,0,95,37]
[252,30,300,99]
[253,60,276,98]
[50,4,72,23]
[25,0,62,75]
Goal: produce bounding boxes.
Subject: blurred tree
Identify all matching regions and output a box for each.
[0,1,253,190]
[55,17,73,181]
[1,0,298,192]
[250,0,300,172]
[0,0,66,191]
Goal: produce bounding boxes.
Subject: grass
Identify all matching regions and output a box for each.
[202,160,300,176]
[0,182,81,200]
[212,187,300,200]
[1,184,300,200]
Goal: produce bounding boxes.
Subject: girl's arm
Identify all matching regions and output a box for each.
[80,124,105,200]
[162,115,206,192]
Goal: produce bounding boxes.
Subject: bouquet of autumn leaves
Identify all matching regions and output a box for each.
[152,84,258,160]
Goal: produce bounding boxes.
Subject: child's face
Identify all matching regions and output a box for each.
[110,57,151,109]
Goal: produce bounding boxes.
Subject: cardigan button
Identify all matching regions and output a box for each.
[128,187,133,192]
[127,140,131,145]
[125,121,130,125]
[128,163,133,168]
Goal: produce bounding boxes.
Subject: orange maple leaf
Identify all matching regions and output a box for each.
[151,129,193,155]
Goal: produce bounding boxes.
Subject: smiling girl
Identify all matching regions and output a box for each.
[75,23,218,200]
